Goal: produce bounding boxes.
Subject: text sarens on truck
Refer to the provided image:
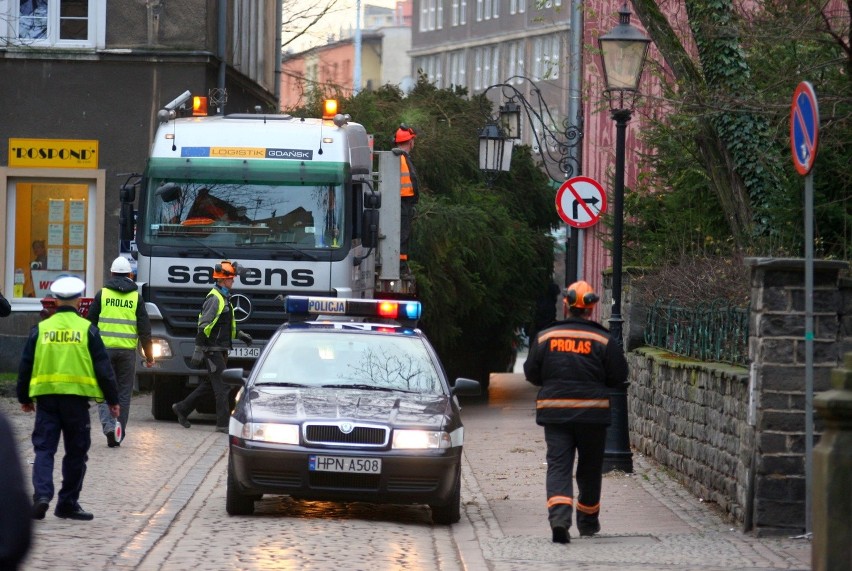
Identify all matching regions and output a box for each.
[121,93,414,420]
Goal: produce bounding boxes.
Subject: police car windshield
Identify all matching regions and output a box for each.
[142,180,345,249]
[255,331,443,394]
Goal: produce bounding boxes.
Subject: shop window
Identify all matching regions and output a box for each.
[13,182,88,298]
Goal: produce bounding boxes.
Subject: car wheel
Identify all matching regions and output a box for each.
[226,454,255,516]
[430,465,461,524]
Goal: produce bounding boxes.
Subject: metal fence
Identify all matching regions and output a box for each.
[643,299,750,366]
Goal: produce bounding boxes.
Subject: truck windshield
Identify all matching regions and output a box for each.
[141,180,346,249]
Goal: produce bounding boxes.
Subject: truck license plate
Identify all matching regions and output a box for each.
[228,347,260,358]
[309,455,381,474]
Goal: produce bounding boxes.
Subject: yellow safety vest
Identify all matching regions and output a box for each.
[30,311,103,400]
[200,288,236,340]
[98,289,139,349]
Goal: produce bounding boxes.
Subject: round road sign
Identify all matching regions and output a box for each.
[555,176,607,229]
[790,81,819,176]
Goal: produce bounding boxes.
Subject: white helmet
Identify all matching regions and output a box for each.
[110,256,133,274]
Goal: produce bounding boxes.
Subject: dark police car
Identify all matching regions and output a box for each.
[222,296,481,524]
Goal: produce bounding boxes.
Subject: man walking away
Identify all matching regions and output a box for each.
[88,256,155,447]
[17,276,120,521]
[172,261,252,433]
[523,280,628,543]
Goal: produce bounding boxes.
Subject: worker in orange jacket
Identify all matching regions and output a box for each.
[393,124,420,276]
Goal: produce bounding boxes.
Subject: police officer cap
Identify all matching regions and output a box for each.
[50,276,86,299]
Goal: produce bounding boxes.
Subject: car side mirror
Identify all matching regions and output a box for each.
[222,367,247,387]
[451,378,481,397]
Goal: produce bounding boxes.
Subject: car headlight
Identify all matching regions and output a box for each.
[392,430,451,450]
[148,338,172,358]
[242,422,300,445]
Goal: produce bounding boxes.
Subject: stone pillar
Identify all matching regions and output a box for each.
[746,257,848,535]
[812,351,852,571]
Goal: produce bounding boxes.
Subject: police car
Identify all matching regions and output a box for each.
[222,296,481,524]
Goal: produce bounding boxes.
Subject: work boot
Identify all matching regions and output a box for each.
[32,497,50,520]
[578,520,601,537]
[106,430,119,448]
[172,404,191,428]
[551,525,570,544]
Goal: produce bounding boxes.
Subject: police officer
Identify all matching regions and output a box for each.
[17,276,120,521]
[392,124,420,276]
[88,256,155,447]
[172,261,252,432]
[523,280,628,543]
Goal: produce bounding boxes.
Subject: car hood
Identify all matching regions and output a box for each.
[244,386,453,428]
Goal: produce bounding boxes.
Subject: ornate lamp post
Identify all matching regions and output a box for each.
[598,3,651,474]
[477,76,583,183]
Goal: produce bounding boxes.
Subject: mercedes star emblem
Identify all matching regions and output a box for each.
[230,294,252,322]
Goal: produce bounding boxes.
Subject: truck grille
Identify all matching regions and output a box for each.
[149,287,334,341]
[304,423,388,447]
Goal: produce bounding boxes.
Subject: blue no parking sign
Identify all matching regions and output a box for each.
[790,82,819,175]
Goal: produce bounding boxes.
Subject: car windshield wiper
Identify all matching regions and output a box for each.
[254,381,313,388]
[320,383,413,393]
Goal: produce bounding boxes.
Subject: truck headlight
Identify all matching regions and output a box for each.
[242,423,300,445]
[392,430,451,450]
[149,338,172,358]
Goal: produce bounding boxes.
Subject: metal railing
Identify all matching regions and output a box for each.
[643,299,749,366]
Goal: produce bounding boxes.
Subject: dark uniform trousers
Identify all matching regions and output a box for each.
[175,350,230,429]
[31,394,91,508]
[544,422,607,529]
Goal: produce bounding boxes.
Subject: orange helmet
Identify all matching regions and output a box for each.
[565,280,600,309]
[394,124,416,144]
[213,261,238,280]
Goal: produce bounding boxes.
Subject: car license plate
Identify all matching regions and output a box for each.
[228,346,260,358]
[309,455,381,474]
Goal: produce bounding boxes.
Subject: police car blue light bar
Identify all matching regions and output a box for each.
[284,296,422,323]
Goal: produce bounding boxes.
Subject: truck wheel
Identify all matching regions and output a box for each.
[430,464,461,524]
[151,377,184,420]
[226,455,255,515]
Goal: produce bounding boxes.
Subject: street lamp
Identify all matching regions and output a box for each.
[478,122,514,184]
[598,3,651,474]
[477,76,582,183]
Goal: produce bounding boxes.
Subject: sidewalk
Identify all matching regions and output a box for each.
[454,350,812,570]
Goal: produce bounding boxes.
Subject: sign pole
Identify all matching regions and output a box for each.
[790,81,818,535]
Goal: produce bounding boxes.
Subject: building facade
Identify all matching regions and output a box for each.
[280,1,413,110]
[0,0,281,361]
[410,0,658,302]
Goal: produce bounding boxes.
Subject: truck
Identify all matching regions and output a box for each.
[121,92,413,420]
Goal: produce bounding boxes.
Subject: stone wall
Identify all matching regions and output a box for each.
[624,258,850,536]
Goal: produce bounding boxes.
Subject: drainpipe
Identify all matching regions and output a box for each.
[353,0,362,95]
[217,0,227,115]
[274,0,283,107]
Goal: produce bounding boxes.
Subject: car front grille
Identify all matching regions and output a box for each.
[304,423,388,447]
[308,472,380,490]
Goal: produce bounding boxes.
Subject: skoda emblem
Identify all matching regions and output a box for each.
[230,294,252,322]
[339,422,354,434]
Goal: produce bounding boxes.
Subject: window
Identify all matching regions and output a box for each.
[476,0,483,21]
[10,0,104,48]
[509,0,525,15]
[473,45,498,91]
[416,55,443,87]
[420,0,440,31]
[532,34,561,81]
[459,0,466,24]
[451,0,459,26]
[11,182,91,298]
[506,40,525,82]
[448,50,466,89]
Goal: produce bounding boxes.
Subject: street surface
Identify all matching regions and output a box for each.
[2,351,811,570]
